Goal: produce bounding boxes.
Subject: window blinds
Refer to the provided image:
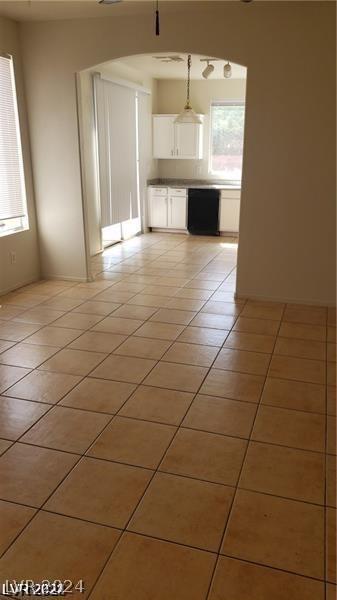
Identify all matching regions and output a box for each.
[0,54,27,220]
[94,75,138,228]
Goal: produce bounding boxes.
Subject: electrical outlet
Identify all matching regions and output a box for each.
[9,251,16,265]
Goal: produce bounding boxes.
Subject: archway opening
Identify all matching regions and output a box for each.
[76,52,247,285]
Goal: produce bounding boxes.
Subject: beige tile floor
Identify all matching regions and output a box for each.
[0,232,335,599]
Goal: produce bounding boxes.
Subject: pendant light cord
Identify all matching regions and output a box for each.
[185,54,191,108]
[155,0,160,36]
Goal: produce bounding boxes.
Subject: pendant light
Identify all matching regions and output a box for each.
[223,61,232,78]
[175,55,202,124]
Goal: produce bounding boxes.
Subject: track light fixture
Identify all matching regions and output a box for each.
[98,0,122,4]
[223,62,232,78]
[202,61,214,79]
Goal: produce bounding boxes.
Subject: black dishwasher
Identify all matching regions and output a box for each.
[187,188,220,236]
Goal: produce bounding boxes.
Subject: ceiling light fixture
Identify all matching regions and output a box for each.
[223,62,232,78]
[202,61,214,79]
[175,55,202,125]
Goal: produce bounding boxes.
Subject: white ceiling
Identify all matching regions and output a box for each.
[119,53,246,80]
[0,0,240,22]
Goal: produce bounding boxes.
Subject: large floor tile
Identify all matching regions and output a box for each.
[269,354,325,384]
[13,307,65,325]
[327,508,336,583]
[0,321,41,342]
[274,337,326,361]
[252,405,325,452]
[177,326,229,346]
[239,441,325,504]
[39,348,106,376]
[326,454,336,507]
[209,556,324,600]
[233,316,279,335]
[119,385,193,425]
[143,361,208,393]
[3,370,81,404]
[221,489,324,579]
[128,472,233,551]
[183,394,256,438]
[88,416,176,469]
[90,532,216,600]
[72,300,120,316]
[278,322,326,342]
[0,397,49,441]
[91,354,156,384]
[59,378,136,414]
[0,343,58,369]
[162,342,219,367]
[150,308,196,325]
[214,347,270,376]
[133,321,185,340]
[111,304,157,320]
[160,428,246,486]
[0,500,36,556]
[113,336,171,360]
[261,377,326,413]
[283,305,327,326]
[92,316,144,335]
[0,512,120,598]
[190,312,234,330]
[241,302,283,321]
[45,457,152,528]
[200,369,264,403]
[23,325,83,347]
[0,364,30,394]
[21,406,110,454]
[51,312,103,330]
[0,443,78,506]
[69,331,126,353]
[0,440,12,455]
[224,331,275,353]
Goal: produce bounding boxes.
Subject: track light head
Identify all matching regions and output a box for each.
[223,62,232,78]
[202,61,214,79]
[99,0,122,4]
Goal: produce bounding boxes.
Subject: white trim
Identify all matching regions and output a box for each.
[93,71,151,96]
[235,292,336,308]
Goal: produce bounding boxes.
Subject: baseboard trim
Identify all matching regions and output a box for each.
[235,292,336,308]
[0,276,40,297]
[42,274,88,283]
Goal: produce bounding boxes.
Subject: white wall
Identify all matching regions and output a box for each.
[19,1,336,305]
[77,60,158,258]
[156,78,246,181]
[0,16,40,294]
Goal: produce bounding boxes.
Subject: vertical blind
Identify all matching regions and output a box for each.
[0,54,27,220]
[94,75,138,228]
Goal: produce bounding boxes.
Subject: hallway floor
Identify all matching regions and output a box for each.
[0,233,335,599]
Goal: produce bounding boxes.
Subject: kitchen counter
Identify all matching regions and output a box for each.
[147,179,241,190]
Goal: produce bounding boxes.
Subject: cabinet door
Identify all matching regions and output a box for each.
[168,196,187,229]
[149,195,168,227]
[174,122,203,159]
[153,116,175,159]
[220,196,240,232]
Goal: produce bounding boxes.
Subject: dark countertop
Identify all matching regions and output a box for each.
[148,179,241,191]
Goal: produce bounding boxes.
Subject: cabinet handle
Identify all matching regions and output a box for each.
[176,148,179,156]
[171,149,174,156]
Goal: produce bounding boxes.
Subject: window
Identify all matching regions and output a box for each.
[0,54,28,236]
[209,101,245,182]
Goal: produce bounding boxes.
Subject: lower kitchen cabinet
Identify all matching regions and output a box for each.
[148,187,187,230]
[168,196,187,229]
[219,190,241,233]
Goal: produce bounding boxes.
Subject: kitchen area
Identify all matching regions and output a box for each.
[77,52,247,270]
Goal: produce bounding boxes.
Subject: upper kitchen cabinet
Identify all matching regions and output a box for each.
[153,114,203,160]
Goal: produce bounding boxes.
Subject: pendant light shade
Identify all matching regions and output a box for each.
[223,62,232,78]
[175,55,202,124]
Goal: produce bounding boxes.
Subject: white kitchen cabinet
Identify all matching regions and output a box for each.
[152,116,176,159]
[149,193,168,228]
[168,196,187,229]
[219,190,241,233]
[148,187,187,230]
[153,114,203,160]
